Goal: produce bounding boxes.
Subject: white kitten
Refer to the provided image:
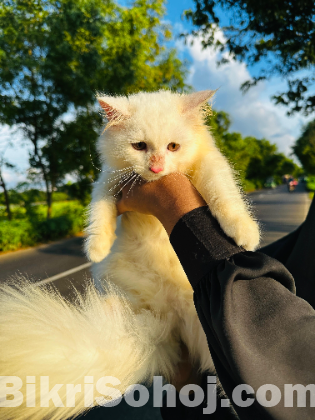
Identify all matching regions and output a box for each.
[0,90,259,420]
[86,90,260,388]
[86,89,259,262]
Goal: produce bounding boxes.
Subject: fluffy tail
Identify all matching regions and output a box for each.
[0,279,178,420]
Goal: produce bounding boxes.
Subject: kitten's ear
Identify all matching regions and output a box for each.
[182,90,217,113]
[97,95,130,127]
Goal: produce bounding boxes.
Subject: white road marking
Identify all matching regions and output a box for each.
[34,262,92,286]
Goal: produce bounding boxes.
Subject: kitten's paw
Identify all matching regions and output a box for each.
[84,234,114,263]
[220,215,260,251]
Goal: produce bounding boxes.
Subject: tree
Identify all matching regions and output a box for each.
[185,0,315,115]
[206,110,254,182]
[0,157,14,220]
[0,134,15,220]
[44,110,102,206]
[0,0,186,218]
[293,121,315,174]
[206,109,301,188]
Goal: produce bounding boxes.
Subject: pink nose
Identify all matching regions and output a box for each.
[150,167,163,174]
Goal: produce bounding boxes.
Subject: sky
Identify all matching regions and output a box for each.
[0,0,313,188]
[165,0,312,153]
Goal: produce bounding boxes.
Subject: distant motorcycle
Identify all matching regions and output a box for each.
[288,179,298,192]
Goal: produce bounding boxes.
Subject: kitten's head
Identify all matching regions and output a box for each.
[96,90,216,181]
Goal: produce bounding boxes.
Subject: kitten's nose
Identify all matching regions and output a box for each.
[149,167,163,173]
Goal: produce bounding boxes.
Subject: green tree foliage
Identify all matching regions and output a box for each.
[207,109,301,189]
[207,111,254,178]
[44,110,103,205]
[293,121,315,175]
[0,157,14,220]
[0,0,186,217]
[185,0,315,115]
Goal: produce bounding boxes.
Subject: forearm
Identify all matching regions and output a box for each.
[152,185,206,236]
[116,173,206,235]
[170,206,315,419]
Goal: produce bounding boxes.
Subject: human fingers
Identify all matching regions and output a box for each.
[116,175,148,215]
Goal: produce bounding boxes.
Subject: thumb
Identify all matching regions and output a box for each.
[116,191,125,216]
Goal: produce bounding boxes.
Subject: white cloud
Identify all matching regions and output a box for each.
[184,34,312,156]
[0,109,76,189]
[0,125,31,188]
[1,170,28,189]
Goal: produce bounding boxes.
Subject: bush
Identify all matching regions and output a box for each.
[52,192,70,202]
[242,179,257,193]
[0,201,85,252]
[35,206,85,241]
[0,220,38,252]
[0,205,27,221]
[306,176,315,192]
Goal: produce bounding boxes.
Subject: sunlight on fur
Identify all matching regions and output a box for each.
[0,279,177,420]
[0,90,260,419]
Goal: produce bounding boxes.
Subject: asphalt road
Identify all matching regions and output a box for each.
[0,183,311,288]
[0,183,311,419]
[248,183,311,247]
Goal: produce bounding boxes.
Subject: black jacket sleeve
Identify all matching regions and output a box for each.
[169,206,315,420]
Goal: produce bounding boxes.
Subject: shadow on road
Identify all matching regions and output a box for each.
[37,236,85,256]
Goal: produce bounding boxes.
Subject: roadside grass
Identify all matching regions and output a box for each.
[242,179,257,193]
[306,176,315,193]
[0,201,86,252]
[2,179,308,253]
[306,176,315,201]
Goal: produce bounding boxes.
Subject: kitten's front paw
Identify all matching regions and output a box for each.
[84,234,114,263]
[220,215,260,251]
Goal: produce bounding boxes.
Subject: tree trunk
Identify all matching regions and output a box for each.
[47,189,52,219]
[32,133,52,220]
[0,168,12,221]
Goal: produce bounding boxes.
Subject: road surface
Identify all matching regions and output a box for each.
[248,183,311,247]
[0,183,311,287]
[0,183,311,419]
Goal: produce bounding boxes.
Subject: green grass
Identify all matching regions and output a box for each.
[0,220,38,252]
[305,176,315,199]
[242,179,257,193]
[0,201,86,252]
[306,176,315,192]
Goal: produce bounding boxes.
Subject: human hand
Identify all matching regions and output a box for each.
[116,173,206,235]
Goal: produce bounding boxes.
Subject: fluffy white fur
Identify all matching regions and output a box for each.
[87,90,260,392]
[0,280,178,419]
[0,90,259,420]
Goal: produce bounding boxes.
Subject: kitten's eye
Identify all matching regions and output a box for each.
[132,142,147,151]
[167,143,180,152]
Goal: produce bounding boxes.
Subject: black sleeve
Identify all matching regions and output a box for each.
[169,206,315,420]
[260,196,315,309]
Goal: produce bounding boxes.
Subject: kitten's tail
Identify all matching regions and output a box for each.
[0,279,177,420]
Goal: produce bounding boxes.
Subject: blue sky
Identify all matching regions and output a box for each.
[0,0,312,188]
[165,0,312,154]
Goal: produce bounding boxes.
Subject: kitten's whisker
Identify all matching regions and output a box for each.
[107,171,133,185]
[108,173,134,192]
[89,151,103,172]
[108,170,132,182]
[107,169,134,179]
[107,166,141,178]
[126,174,140,198]
[114,174,137,197]
[108,166,134,173]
